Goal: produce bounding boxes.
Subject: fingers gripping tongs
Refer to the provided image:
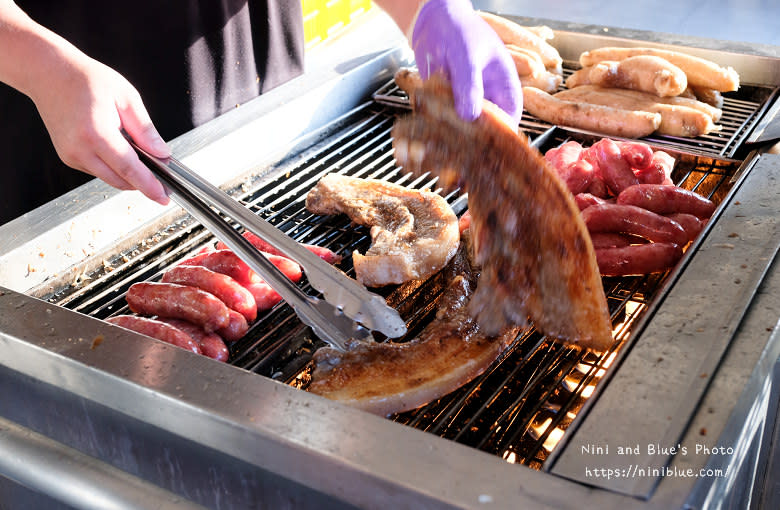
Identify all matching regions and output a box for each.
[128,140,407,351]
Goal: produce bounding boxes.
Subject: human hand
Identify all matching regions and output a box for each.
[411,0,522,124]
[29,52,170,205]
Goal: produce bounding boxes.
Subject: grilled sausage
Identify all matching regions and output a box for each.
[576,56,688,97]
[156,318,229,362]
[161,265,257,322]
[554,86,721,137]
[523,86,662,139]
[616,184,716,219]
[595,242,683,276]
[125,282,231,333]
[106,315,201,354]
[478,11,562,71]
[579,47,739,92]
[581,202,689,246]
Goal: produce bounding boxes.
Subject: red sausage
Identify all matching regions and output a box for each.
[216,309,249,342]
[216,231,342,265]
[595,243,683,276]
[243,281,284,311]
[156,318,229,362]
[161,265,257,322]
[666,213,706,242]
[617,184,716,219]
[126,282,230,333]
[615,140,654,171]
[593,138,640,195]
[581,203,689,246]
[589,232,638,249]
[563,159,595,195]
[574,192,606,211]
[179,249,302,285]
[636,150,675,185]
[106,315,201,354]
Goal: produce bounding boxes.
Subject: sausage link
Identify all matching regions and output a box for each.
[156,318,229,362]
[179,249,302,285]
[581,202,689,246]
[216,231,342,265]
[106,315,201,354]
[589,232,639,249]
[617,183,716,219]
[592,138,640,195]
[126,282,230,333]
[666,213,706,242]
[614,140,653,171]
[161,265,257,322]
[216,309,250,342]
[595,242,683,276]
[574,192,606,211]
[636,151,675,185]
[243,281,284,311]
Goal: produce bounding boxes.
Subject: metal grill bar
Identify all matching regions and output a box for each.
[40,90,746,469]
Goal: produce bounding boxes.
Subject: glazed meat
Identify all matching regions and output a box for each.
[308,236,520,416]
[305,173,460,287]
[392,73,613,351]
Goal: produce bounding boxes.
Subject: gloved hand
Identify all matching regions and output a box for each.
[411,0,522,124]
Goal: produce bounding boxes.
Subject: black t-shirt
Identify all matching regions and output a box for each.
[1,1,304,224]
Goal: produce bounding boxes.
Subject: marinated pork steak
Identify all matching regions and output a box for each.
[305,174,460,287]
[392,72,613,351]
[308,235,521,416]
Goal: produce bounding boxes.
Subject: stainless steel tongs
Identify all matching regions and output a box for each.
[128,139,407,351]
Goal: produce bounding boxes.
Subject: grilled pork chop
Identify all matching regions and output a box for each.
[305,174,459,287]
[308,235,520,416]
[392,72,613,351]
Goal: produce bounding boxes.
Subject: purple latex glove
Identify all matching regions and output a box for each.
[411,0,522,123]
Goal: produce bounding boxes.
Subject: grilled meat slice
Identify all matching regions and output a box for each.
[305,174,459,287]
[391,72,613,351]
[308,236,520,416]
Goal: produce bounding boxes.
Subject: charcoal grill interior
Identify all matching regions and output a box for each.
[34,85,748,469]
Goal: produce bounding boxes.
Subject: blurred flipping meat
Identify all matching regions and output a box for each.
[391,72,613,352]
[305,174,460,287]
[309,235,521,416]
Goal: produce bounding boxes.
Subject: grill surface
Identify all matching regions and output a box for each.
[373,64,779,158]
[39,82,749,469]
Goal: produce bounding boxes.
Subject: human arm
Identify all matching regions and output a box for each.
[0,1,170,204]
[373,0,523,123]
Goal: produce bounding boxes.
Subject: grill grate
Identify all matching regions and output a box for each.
[40,83,746,469]
[372,64,778,158]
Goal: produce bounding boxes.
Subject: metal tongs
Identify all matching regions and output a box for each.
[128,139,407,351]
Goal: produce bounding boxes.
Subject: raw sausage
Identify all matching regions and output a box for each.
[592,138,640,195]
[156,318,229,362]
[125,282,231,333]
[581,202,689,246]
[595,242,683,276]
[215,231,342,265]
[666,212,706,242]
[161,265,257,322]
[616,184,716,219]
[106,315,201,354]
[178,249,303,285]
[216,309,250,342]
